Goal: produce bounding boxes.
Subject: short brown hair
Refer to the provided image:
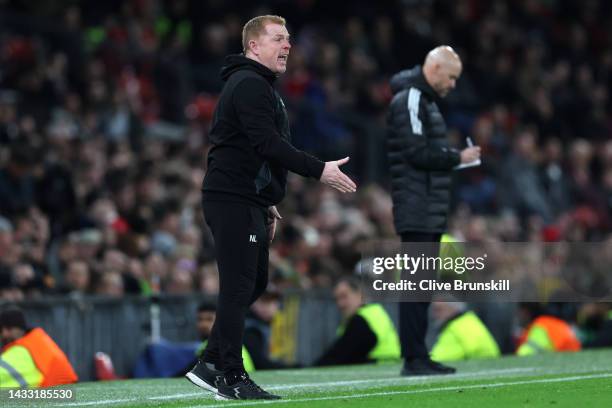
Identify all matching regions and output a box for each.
[242,15,286,53]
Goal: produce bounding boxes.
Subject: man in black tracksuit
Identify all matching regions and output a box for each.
[386,46,480,376]
[186,15,355,400]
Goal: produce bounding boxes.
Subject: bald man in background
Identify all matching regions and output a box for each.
[386,46,480,376]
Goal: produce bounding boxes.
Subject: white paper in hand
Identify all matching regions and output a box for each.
[454,159,481,170]
[454,137,481,170]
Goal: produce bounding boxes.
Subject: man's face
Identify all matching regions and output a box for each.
[66,261,90,291]
[431,301,454,323]
[431,61,462,98]
[0,230,12,252]
[249,23,291,74]
[196,311,215,340]
[334,282,362,318]
[1,327,24,346]
[252,298,279,323]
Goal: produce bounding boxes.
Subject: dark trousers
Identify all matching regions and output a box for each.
[399,231,441,360]
[201,200,269,372]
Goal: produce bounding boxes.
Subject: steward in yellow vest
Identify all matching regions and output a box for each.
[315,278,400,366]
[0,308,78,388]
[516,315,581,356]
[515,303,581,356]
[430,302,500,362]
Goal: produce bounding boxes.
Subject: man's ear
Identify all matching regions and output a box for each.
[249,39,259,55]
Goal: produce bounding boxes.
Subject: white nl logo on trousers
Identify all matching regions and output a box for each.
[249,235,257,243]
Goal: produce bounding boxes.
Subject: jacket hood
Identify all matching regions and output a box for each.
[390,65,436,97]
[220,54,278,83]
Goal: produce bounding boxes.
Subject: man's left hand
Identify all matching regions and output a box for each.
[267,206,282,243]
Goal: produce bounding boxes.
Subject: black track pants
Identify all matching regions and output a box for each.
[201,200,269,371]
[399,231,441,360]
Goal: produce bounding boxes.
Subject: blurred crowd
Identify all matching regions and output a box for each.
[1,0,611,303]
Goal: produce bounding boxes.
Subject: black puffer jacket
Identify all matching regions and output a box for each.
[386,66,461,234]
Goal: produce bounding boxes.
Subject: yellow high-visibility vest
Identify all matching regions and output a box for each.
[338,304,401,362]
[431,311,500,362]
[0,345,44,388]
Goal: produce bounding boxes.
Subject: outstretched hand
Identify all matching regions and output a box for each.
[320,157,357,193]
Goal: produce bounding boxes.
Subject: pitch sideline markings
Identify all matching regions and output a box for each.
[53,367,536,406]
[150,367,536,400]
[188,372,612,408]
[52,399,137,407]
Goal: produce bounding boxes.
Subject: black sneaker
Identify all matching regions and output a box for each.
[216,371,281,400]
[185,360,224,393]
[400,358,456,376]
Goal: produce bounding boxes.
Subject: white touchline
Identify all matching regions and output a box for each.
[53,367,530,407]
[267,367,536,391]
[143,367,537,403]
[52,368,608,408]
[145,367,537,403]
[150,392,206,400]
[189,372,612,408]
[55,399,139,407]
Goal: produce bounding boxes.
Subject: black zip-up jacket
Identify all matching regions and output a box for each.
[202,55,325,208]
[386,66,461,234]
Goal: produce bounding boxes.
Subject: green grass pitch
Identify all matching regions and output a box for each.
[6,349,612,408]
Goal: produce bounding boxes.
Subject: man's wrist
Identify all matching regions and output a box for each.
[306,155,325,179]
[450,149,461,166]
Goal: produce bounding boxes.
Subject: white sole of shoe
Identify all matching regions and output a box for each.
[185,372,218,394]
